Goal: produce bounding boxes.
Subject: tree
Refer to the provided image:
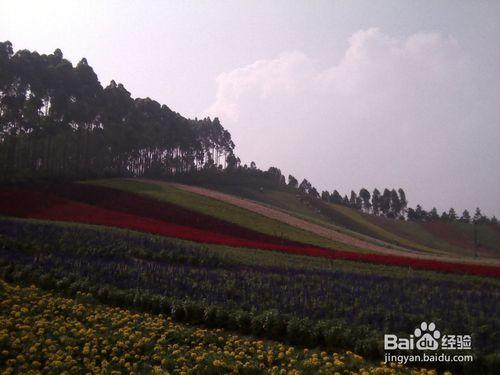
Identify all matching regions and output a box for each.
[359,188,371,212]
[321,191,330,202]
[279,175,286,186]
[380,189,391,216]
[371,189,381,215]
[356,196,363,210]
[349,191,359,209]
[473,207,483,224]
[407,207,417,221]
[330,190,343,204]
[0,42,236,181]
[440,211,449,221]
[491,216,499,225]
[298,179,312,194]
[250,161,257,170]
[398,188,407,215]
[288,175,298,189]
[390,189,401,218]
[226,153,240,170]
[267,167,282,184]
[460,209,471,223]
[309,187,320,199]
[448,208,457,221]
[342,195,349,206]
[415,205,427,221]
[429,207,439,221]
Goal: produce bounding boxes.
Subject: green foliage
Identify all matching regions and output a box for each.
[0,42,235,181]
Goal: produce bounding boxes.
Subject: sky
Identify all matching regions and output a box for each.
[1,0,499,216]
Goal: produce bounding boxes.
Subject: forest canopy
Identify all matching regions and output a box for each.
[0,41,235,181]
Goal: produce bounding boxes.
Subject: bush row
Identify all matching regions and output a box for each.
[0,262,382,358]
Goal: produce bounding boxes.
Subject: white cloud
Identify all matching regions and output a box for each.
[206,28,500,215]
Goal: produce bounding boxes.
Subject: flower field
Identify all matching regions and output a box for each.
[1,217,498,375]
[1,279,424,374]
[0,185,499,277]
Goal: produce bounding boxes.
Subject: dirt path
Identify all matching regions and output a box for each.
[147,180,500,266]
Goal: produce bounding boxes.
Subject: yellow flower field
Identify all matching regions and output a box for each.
[0,279,437,374]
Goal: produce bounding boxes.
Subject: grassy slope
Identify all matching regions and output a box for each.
[181,184,441,255]
[85,179,364,252]
[87,178,499,258]
[192,183,448,255]
[449,221,500,252]
[186,182,500,258]
[331,204,460,254]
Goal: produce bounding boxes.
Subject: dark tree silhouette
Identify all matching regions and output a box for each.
[321,190,330,202]
[309,187,320,199]
[440,211,449,221]
[448,208,458,221]
[298,179,312,194]
[407,208,417,220]
[342,194,349,206]
[389,189,401,218]
[359,188,371,212]
[371,188,381,215]
[288,175,298,188]
[331,190,343,204]
[429,207,439,221]
[415,205,427,221]
[380,189,391,216]
[461,209,471,223]
[0,42,236,181]
[267,167,283,184]
[349,191,359,209]
[398,188,407,215]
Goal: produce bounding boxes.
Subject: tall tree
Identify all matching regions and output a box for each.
[460,209,471,223]
[389,189,401,218]
[398,188,407,215]
[0,42,236,181]
[298,179,312,194]
[448,208,458,221]
[331,190,343,204]
[288,175,298,189]
[371,188,381,215]
[309,187,320,199]
[321,191,330,202]
[380,189,392,216]
[473,207,483,224]
[349,191,358,209]
[415,204,426,221]
[429,207,439,221]
[359,188,371,212]
[267,167,282,184]
[342,194,349,206]
[407,207,417,221]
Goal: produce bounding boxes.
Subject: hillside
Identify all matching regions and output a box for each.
[1,179,499,374]
[1,180,498,275]
[165,177,500,260]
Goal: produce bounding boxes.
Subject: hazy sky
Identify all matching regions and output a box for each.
[1,1,499,216]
